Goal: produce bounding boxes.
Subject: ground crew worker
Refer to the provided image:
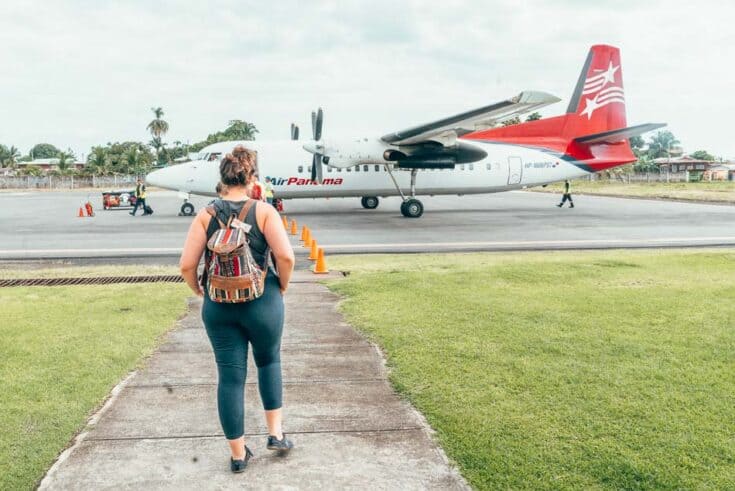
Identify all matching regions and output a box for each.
[557,179,574,208]
[130,178,149,215]
[264,177,275,206]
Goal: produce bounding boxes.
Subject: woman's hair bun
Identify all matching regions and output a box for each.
[220,145,257,186]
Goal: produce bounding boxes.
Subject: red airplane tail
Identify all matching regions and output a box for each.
[465,45,664,172]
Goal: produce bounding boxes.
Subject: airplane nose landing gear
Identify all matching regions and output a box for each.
[179,201,195,216]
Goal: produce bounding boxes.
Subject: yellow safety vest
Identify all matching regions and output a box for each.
[264,183,274,198]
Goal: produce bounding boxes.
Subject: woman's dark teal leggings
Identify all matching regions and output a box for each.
[202,273,284,440]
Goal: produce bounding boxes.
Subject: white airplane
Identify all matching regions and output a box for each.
[147,44,663,218]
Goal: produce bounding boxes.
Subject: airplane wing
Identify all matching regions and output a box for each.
[380,91,561,146]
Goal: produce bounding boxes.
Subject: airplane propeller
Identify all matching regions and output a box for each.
[310,108,324,182]
[290,123,299,140]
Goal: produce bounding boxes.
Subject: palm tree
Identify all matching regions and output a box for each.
[57,149,76,174]
[147,107,169,164]
[0,145,21,168]
[224,120,259,140]
[87,147,110,175]
[147,107,169,139]
[647,131,680,159]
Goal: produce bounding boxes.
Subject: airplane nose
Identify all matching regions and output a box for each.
[145,166,167,187]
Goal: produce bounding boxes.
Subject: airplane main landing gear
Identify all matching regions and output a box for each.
[180,201,195,216]
[400,198,424,218]
[361,196,379,209]
[385,165,424,218]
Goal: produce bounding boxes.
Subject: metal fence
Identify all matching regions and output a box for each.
[585,172,696,183]
[0,175,138,190]
[0,171,724,190]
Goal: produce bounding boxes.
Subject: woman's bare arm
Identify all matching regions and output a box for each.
[259,204,295,293]
[179,210,210,296]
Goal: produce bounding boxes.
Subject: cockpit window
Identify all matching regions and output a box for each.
[207,152,222,162]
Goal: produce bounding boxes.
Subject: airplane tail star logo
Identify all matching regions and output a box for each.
[580,61,625,119]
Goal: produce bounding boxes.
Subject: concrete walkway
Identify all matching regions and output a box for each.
[40,271,468,490]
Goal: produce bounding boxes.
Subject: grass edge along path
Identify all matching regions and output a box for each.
[0,280,188,490]
[326,250,735,490]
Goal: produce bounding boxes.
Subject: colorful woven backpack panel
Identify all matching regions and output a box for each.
[204,200,269,303]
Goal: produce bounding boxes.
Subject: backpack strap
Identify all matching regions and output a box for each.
[237,199,256,223]
[239,199,274,274]
[205,205,227,229]
[202,203,226,290]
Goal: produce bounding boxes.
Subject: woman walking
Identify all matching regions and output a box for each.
[180,145,295,473]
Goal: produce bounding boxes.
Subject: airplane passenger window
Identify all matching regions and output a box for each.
[298,165,303,173]
[327,166,332,173]
[337,167,342,172]
[346,167,351,172]
[307,166,312,173]
[486,163,491,170]
[460,165,465,171]
[375,165,380,172]
[363,165,368,172]
[355,165,360,172]
[469,164,474,171]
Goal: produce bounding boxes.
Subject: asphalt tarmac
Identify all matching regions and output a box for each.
[0,190,733,262]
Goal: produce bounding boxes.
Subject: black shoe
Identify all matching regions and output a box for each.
[129,212,135,215]
[556,203,563,208]
[230,445,254,473]
[570,204,574,208]
[267,433,294,453]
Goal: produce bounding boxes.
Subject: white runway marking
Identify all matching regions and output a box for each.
[1,236,734,258]
[321,237,735,250]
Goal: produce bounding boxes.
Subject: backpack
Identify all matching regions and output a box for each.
[203,200,270,303]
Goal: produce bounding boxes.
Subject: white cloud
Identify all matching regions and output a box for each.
[1,0,733,159]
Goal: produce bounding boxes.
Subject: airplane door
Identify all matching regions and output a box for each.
[508,156,523,185]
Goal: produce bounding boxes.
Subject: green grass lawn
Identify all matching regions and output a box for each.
[328,250,735,490]
[0,281,188,490]
[534,180,735,203]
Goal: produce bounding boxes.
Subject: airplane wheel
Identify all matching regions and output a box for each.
[361,196,379,209]
[400,199,423,218]
[180,202,195,216]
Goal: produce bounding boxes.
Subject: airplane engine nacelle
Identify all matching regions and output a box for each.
[397,158,456,169]
[383,149,407,161]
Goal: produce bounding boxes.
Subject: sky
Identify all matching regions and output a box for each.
[1,0,733,160]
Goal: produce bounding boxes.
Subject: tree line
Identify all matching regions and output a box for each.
[0,110,721,177]
[0,108,259,176]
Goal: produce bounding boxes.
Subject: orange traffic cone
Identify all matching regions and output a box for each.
[300,225,308,242]
[290,219,297,236]
[308,239,319,261]
[281,215,288,229]
[313,248,329,274]
[78,206,84,217]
